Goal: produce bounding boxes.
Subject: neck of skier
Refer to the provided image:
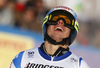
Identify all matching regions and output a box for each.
[44,40,69,55]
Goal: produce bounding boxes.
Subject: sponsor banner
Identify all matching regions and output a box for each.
[0,32,35,68]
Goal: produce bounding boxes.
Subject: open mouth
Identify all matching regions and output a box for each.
[55,27,63,32]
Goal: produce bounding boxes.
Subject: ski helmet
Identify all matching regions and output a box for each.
[42,6,79,45]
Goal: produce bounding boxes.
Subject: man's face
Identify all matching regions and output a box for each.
[47,19,71,42]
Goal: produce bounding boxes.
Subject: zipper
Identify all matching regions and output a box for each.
[51,56,54,61]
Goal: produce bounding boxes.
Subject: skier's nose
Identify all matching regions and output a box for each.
[57,19,64,26]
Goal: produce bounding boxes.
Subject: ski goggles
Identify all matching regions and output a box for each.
[47,14,75,29]
[47,11,75,29]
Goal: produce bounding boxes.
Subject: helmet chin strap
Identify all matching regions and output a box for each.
[40,43,70,57]
[44,33,71,45]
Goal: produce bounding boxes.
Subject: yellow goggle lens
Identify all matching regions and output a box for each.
[51,15,71,25]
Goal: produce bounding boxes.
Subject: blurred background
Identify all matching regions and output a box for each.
[0,0,100,68]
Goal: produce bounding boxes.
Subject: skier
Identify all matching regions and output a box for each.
[10,6,90,68]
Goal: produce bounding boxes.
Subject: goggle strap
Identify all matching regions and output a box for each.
[47,21,57,25]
